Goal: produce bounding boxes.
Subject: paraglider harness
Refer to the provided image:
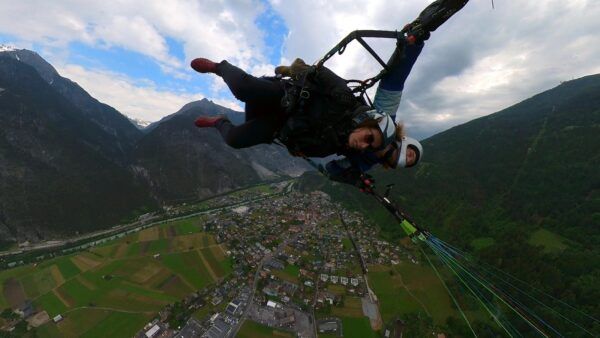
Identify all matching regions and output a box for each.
[276,30,410,157]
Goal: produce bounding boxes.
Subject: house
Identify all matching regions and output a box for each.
[144,324,161,338]
[16,300,35,318]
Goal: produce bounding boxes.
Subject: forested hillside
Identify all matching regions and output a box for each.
[297,74,600,332]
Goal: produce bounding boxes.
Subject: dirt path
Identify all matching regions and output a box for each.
[49,265,65,285]
[197,250,218,281]
[53,289,73,308]
[394,267,431,316]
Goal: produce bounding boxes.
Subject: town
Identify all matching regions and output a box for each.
[0,181,429,338]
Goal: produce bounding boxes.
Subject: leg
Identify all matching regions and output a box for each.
[217,61,284,103]
[379,40,424,92]
[373,40,423,116]
[214,114,281,149]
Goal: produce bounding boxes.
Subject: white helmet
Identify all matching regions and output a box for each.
[395,136,423,168]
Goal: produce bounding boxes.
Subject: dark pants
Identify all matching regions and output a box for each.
[214,61,286,149]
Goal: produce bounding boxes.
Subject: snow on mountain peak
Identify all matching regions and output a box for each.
[0,44,18,52]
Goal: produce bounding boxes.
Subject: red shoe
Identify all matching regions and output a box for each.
[191,58,218,74]
[194,115,226,128]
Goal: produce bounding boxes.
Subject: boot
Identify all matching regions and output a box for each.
[191,58,219,74]
[194,115,227,128]
[405,0,469,42]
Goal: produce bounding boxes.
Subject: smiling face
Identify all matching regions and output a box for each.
[347,126,383,151]
[378,144,417,168]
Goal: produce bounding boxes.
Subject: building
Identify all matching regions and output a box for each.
[225,300,241,316]
[144,324,161,338]
[318,320,339,333]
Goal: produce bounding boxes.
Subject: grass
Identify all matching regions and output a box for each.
[283,264,300,277]
[54,308,110,337]
[125,242,142,257]
[0,228,223,334]
[55,256,82,279]
[237,320,294,338]
[80,311,150,338]
[36,322,63,338]
[35,291,69,317]
[529,228,569,253]
[368,263,454,325]
[200,247,227,278]
[471,237,495,250]
[341,316,377,338]
[332,297,363,318]
[342,238,353,250]
[162,251,212,289]
[20,268,56,298]
[57,278,95,307]
[147,239,170,255]
[171,218,203,235]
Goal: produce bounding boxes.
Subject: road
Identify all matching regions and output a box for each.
[229,213,306,338]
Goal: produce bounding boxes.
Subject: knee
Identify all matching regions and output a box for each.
[224,134,246,149]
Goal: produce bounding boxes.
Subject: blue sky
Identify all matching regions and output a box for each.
[1,0,599,138]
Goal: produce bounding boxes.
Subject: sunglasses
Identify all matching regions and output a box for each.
[363,129,382,151]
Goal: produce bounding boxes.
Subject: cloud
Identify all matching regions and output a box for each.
[57,63,241,121]
[270,0,600,138]
[0,0,268,79]
[1,0,599,138]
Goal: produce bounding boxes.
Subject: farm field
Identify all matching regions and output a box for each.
[368,262,456,325]
[0,214,233,337]
[237,319,294,338]
[528,228,570,253]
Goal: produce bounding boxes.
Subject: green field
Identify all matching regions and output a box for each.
[237,320,294,338]
[54,256,82,279]
[471,237,495,250]
[341,316,377,338]
[342,238,353,250]
[21,268,57,298]
[0,226,221,337]
[529,228,569,253]
[162,251,213,289]
[35,291,68,317]
[200,247,233,279]
[368,263,455,325]
[170,218,203,235]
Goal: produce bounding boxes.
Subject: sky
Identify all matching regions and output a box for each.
[1,0,599,139]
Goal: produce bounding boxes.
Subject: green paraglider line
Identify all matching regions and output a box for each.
[432,237,600,334]
[427,240,517,337]
[301,144,597,337]
[427,239,551,337]
[420,245,479,337]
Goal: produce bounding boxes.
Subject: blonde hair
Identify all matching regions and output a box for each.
[379,122,405,169]
[395,121,405,140]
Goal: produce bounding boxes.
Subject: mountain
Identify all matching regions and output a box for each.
[378,74,600,245]
[0,49,142,164]
[0,54,156,241]
[0,49,309,241]
[133,99,310,203]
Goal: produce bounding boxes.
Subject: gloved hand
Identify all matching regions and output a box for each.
[275,58,310,79]
[356,173,375,191]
